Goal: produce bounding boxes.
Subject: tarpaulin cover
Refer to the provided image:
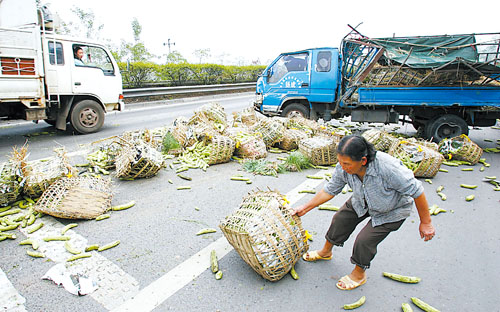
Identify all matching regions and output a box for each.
[369,35,478,68]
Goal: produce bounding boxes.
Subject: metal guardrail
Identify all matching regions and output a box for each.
[122,82,256,98]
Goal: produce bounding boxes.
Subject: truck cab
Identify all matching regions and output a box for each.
[255,48,340,120]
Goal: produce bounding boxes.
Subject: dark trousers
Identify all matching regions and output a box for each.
[325,198,405,270]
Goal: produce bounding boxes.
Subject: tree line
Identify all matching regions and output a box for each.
[56,6,265,88]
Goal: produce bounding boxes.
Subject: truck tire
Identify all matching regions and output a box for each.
[426,114,468,142]
[281,103,309,119]
[70,100,105,134]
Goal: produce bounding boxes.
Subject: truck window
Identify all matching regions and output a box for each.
[48,41,64,65]
[316,51,331,72]
[268,52,308,83]
[72,44,115,75]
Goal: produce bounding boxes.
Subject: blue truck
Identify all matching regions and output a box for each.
[254,29,500,141]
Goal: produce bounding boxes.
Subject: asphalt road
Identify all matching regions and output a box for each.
[1,94,499,312]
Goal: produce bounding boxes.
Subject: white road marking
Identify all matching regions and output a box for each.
[17,216,140,310]
[0,268,27,312]
[111,168,332,312]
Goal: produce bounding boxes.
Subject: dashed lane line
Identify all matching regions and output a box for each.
[111,168,333,312]
[15,216,140,310]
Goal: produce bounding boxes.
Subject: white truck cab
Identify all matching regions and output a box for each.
[0,0,123,133]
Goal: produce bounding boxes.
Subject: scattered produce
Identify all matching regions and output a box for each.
[98,240,120,252]
[215,270,223,280]
[230,176,251,182]
[19,239,39,250]
[460,184,477,189]
[85,244,100,252]
[95,214,110,221]
[298,190,316,194]
[196,228,217,235]
[111,201,136,211]
[402,303,414,312]
[210,250,219,273]
[437,192,447,201]
[43,236,70,242]
[67,253,92,262]
[0,208,21,217]
[27,222,43,234]
[343,296,366,310]
[318,204,340,211]
[411,297,440,312]
[290,266,299,280]
[465,195,475,201]
[177,174,192,181]
[306,175,324,180]
[64,241,81,255]
[26,250,45,258]
[382,272,421,283]
[429,205,446,215]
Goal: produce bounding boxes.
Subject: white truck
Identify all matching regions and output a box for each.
[0,0,123,134]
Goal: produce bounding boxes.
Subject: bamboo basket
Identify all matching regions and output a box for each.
[251,118,285,148]
[279,129,309,151]
[233,107,259,127]
[206,135,236,165]
[438,135,483,165]
[115,139,164,179]
[314,127,344,144]
[390,141,444,178]
[21,149,75,198]
[362,129,398,152]
[34,177,112,219]
[219,190,308,282]
[286,116,318,135]
[194,102,228,127]
[171,119,197,148]
[298,137,338,165]
[226,128,267,159]
[87,141,122,170]
[0,160,22,206]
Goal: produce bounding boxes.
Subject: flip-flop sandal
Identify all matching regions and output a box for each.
[336,275,366,290]
[302,250,332,262]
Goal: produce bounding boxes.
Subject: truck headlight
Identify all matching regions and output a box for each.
[255,93,263,104]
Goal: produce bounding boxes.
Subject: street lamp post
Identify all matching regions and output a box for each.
[163,38,176,54]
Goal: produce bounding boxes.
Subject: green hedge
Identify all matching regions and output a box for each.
[118,62,266,88]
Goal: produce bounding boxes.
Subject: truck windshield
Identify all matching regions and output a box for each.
[268,52,308,83]
[73,44,115,75]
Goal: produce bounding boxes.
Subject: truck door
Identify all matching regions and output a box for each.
[309,49,337,103]
[44,39,72,95]
[70,44,119,104]
[262,52,310,112]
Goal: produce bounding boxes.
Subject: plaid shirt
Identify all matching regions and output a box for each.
[324,151,424,227]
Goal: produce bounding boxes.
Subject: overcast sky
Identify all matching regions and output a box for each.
[45,0,499,65]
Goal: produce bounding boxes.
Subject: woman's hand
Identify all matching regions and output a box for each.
[419,222,435,241]
[291,204,308,217]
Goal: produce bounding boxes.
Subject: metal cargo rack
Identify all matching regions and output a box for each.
[338,27,500,104]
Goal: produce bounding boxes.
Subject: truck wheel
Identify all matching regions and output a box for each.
[281,103,309,119]
[70,100,105,134]
[426,114,468,142]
